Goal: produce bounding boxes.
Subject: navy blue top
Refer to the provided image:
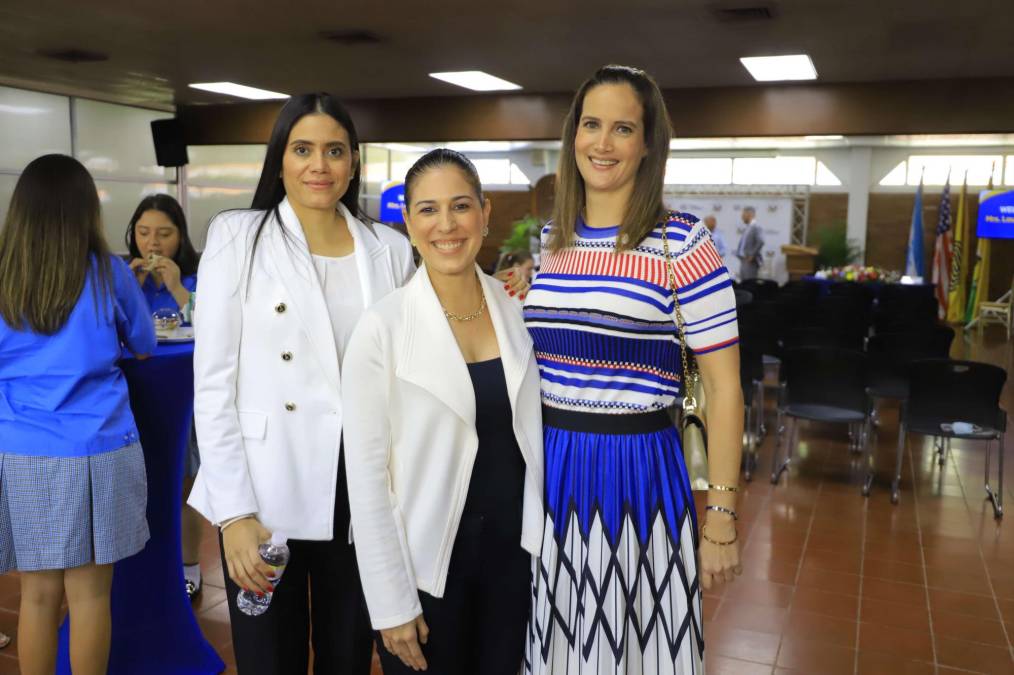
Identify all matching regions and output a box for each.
[0,255,157,456]
[141,272,197,314]
[461,358,525,539]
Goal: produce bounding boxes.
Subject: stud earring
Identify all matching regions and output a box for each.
[409,237,417,247]
[482,226,489,238]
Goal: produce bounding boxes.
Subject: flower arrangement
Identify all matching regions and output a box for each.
[814,265,901,283]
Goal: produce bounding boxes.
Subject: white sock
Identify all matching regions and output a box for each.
[184,563,201,587]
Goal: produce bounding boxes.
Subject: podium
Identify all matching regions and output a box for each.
[781,245,819,280]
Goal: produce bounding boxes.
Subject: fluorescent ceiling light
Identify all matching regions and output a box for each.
[740,54,817,82]
[804,135,844,141]
[188,82,289,100]
[429,71,522,92]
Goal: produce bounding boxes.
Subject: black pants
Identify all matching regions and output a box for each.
[220,459,373,675]
[378,516,531,675]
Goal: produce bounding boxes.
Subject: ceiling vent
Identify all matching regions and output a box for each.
[319,30,383,46]
[711,5,778,21]
[37,48,109,63]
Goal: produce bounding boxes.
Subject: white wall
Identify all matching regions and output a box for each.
[0,85,175,252]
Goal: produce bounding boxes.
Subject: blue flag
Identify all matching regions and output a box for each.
[906,177,926,278]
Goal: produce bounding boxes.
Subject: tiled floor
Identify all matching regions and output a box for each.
[1,327,1011,674]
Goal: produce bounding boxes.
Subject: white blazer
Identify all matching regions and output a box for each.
[188,197,415,541]
[342,265,544,630]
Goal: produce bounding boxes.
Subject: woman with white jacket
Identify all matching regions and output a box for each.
[188,93,414,675]
[343,149,543,674]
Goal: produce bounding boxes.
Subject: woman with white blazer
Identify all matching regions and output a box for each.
[188,93,414,675]
[343,149,544,674]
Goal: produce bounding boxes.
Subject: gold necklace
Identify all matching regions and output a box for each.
[442,293,487,322]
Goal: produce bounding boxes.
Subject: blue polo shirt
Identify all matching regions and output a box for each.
[0,255,157,457]
[141,272,197,314]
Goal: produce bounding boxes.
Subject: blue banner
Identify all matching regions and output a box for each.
[380,182,405,224]
[977,189,1014,240]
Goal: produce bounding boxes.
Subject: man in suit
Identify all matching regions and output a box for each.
[703,215,728,259]
[735,206,765,280]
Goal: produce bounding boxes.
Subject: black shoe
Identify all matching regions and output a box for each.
[185,575,202,601]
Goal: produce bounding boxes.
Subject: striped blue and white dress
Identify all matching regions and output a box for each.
[523,213,738,674]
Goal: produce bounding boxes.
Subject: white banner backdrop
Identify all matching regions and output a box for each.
[665,195,794,283]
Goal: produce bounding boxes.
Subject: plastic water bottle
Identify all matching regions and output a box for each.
[236,533,289,616]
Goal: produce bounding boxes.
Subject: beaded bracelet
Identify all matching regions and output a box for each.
[701,524,738,546]
[705,505,738,520]
[708,483,739,493]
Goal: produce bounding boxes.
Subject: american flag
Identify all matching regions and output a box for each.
[931,178,952,319]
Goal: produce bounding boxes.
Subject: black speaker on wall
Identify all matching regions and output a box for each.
[151,118,189,167]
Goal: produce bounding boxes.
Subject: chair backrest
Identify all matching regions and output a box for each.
[782,347,869,413]
[739,342,765,402]
[784,325,863,351]
[866,325,955,381]
[906,359,1007,430]
[873,295,939,333]
[878,283,936,310]
[741,278,780,302]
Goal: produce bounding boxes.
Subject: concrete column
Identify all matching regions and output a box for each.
[846,146,873,264]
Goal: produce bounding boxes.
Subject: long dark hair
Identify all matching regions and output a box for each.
[125,193,199,276]
[549,64,671,253]
[0,154,112,334]
[404,148,483,205]
[248,93,363,262]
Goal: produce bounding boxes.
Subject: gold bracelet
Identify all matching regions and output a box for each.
[701,524,738,546]
[708,483,739,492]
[705,505,738,520]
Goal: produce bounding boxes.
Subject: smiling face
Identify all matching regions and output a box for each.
[574,82,648,203]
[281,113,358,213]
[404,164,490,278]
[134,209,180,260]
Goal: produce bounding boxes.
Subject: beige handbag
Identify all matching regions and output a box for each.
[661,218,710,491]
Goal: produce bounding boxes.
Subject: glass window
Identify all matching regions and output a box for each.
[75,98,174,181]
[905,155,1002,186]
[472,158,511,185]
[95,181,176,254]
[362,145,390,192]
[815,161,842,186]
[665,158,733,184]
[509,162,531,185]
[186,186,255,250]
[1004,155,1014,186]
[390,151,424,184]
[0,87,72,171]
[733,156,816,185]
[879,161,908,186]
[186,145,265,188]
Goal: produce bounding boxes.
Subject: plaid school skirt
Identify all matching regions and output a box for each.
[0,442,149,573]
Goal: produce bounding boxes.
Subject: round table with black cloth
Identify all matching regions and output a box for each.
[56,340,224,674]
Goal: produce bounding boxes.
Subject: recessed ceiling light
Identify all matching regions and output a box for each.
[739,54,817,82]
[188,82,289,100]
[429,71,522,92]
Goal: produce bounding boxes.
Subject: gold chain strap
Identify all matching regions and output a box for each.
[660,215,699,414]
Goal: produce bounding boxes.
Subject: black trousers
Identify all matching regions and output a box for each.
[220,458,373,675]
[378,517,531,675]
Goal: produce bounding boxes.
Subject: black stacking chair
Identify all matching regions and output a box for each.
[739,341,765,480]
[771,347,871,490]
[865,325,955,403]
[740,278,780,303]
[893,359,1007,515]
[873,295,939,334]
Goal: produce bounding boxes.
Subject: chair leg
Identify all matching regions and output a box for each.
[986,435,1005,519]
[758,381,767,437]
[937,437,946,467]
[770,407,785,483]
[892,423,906,504]
[754,380,763,472]
[862,416,875,497]
[772,416,794,484]
[744,403,754,481]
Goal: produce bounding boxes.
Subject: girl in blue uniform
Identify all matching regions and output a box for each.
[0,154,156,675]
[124,194,204,600]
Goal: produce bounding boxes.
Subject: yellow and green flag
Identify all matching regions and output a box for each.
[965,237,991,325]
[946,176,970,323]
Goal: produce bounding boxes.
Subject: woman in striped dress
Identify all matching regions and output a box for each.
[524,65,745,674]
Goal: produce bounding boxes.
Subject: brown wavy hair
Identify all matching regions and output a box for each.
[0,154,112,334]
[548,64,672,253]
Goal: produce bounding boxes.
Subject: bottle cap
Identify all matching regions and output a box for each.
[270,532,287,546]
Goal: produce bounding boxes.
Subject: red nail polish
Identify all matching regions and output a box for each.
[509,290,516,296]
[507,271,514,277]
[520,293,526,300]
[503,284,510,290]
